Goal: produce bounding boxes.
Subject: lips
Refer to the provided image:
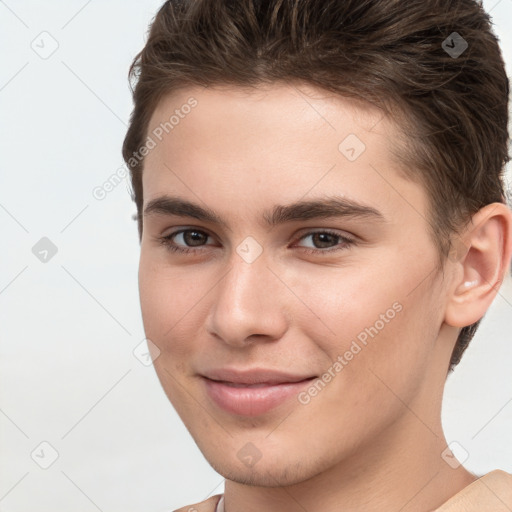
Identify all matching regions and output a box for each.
[218,381,286,388]
[201,367,316,385]
[200,368,317,416]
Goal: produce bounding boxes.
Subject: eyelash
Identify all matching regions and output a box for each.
[158,229,355,255]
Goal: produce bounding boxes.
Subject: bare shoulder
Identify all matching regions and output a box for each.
[173,494,223,512]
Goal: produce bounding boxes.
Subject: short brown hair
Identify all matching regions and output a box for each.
[122,0,510,372]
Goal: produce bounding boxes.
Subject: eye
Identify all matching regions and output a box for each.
[158,228,214,254]
[294,230,355,254]
[158,228,355,255]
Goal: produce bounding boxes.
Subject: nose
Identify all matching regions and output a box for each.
[205,249,289,348]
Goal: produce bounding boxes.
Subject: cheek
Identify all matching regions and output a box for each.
[284,262,402,342]
[138,255,208,412]
[291,256,437,391]
[138,253,206,358]
[292,281,436,449]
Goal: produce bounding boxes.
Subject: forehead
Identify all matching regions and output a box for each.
[148,81,387,147]
[142,82,427,227]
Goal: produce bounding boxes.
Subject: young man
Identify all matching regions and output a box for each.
[123,1,512,510]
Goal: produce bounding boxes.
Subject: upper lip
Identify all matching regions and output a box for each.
[201,368,317,385]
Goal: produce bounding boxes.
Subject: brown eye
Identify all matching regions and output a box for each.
[159,229,214,254]
[295,230,355,254]
[310,232,339,249]
[181,230,208,246]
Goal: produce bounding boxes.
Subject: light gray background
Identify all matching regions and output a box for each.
[1,1,511,511]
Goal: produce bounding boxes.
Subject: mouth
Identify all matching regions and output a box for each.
[212,380,299,388]
[201,375,317,417]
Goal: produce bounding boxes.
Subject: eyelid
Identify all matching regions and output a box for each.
[162,227,217,246]
[159,226,356,255]
[161,225,354,241]
[293,227,355,242]
[292,229,355,251]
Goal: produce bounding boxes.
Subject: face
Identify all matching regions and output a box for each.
[138,82,453,487]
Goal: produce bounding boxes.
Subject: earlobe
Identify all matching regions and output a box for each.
[444,202,512,328]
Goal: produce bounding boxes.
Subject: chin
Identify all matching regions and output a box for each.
[195,434,331,488]
[209,456,316,488]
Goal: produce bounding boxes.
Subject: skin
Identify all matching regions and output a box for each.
[138,82,512,511]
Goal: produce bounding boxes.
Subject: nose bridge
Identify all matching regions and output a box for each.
[207,246,288,345]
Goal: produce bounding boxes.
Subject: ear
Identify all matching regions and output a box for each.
[444,202,512,328]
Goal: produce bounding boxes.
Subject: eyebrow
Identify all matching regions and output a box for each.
[143,194,386,229]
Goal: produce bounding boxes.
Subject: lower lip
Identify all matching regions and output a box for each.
[202,377,315,417]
